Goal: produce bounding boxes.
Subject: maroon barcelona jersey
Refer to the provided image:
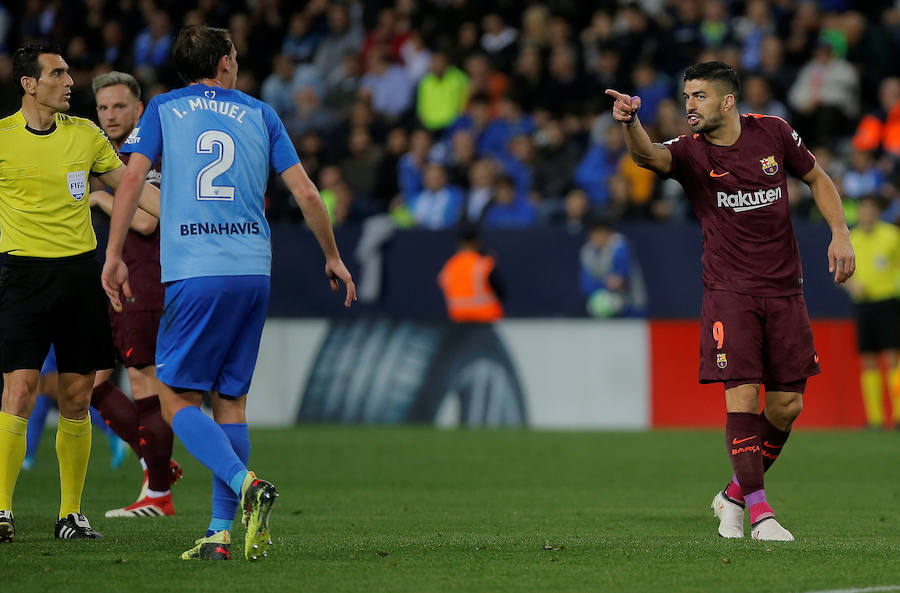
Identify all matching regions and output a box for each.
[664,114,816,297]
[118,152,164,312]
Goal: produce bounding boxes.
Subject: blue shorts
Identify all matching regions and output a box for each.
[156,275,270,397]
[40,345,57,376]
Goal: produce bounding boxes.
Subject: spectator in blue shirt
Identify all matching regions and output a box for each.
[260,53,298,119]
[480,96,535,159]
[843,149,884,200]
[574,125,626,207]
[630,62,670,126]
[409,163,464,229]
[497,134,535,196]
[134,10,172,71]
[580,218,647,317]
[442,94,491,151]
[282,12,321,63]
[483,175,537,228]
[398,128,432,200]
[314,3,364,80]
[360,45,414,120]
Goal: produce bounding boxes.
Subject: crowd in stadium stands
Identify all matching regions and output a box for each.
[2,0,900,229]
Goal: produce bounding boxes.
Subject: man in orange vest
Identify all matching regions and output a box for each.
[438,224,505,323]
[852,77,900,157]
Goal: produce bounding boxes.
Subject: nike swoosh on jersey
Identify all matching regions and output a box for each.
[709,170,730,178]
[732,436,756,445]
[763,441,784,448]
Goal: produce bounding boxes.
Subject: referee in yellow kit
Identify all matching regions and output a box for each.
[0,44,159,542]
[846,194,900,429]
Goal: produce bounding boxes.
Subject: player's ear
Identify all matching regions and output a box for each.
[20,75,36,96]
[723,93,736,112]
[135,101,144,119]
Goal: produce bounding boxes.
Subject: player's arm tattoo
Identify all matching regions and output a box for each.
[651,143,670,152]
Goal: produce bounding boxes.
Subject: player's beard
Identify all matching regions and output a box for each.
[693,109,725,135]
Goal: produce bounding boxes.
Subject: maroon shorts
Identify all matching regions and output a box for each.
[699,290,820,386]
[109,309,161,369]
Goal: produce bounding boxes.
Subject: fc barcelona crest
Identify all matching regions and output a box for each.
[716,353,728,369]
[760,155,779,176]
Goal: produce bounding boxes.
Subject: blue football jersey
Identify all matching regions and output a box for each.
[121,84,300,282]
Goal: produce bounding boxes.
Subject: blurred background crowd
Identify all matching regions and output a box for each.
[1,0,899,231]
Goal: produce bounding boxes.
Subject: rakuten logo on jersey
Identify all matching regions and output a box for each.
[716,186,782,213]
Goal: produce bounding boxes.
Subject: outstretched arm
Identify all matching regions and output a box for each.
[95,163,161,218]
[605,89,673,176]
[280,162,357,307]
[802,162,855,284]
[90,190,158,235]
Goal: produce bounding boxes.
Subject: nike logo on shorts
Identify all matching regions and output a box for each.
[732,436,756,445]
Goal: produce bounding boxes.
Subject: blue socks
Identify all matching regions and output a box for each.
[25,394,54,459]
[207,423,250,537]
[170,408,256,538]
[171,406,247,492]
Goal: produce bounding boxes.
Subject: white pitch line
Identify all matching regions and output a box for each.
[799,586,900,593]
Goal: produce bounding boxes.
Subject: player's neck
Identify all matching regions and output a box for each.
[20,99,58,131]
[192,76,232,90]
[703,115,742,147]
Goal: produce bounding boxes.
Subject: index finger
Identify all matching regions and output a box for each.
[605,89,629,102]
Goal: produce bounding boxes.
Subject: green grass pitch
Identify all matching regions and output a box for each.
[2,427,898,593]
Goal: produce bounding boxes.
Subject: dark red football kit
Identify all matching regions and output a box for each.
[109,153,164,368]
[665,114,821,385]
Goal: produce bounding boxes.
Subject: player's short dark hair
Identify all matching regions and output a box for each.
[172,25,233,84]
[91,71,141,100]
[684,61,741,99]
[12,44,62,96]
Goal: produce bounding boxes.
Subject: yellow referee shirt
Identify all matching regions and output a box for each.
[849,220,900,303]
[0,110,122,257]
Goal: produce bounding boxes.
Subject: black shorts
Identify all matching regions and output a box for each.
[0,252,115,374]
[855,299,900,353]
[110,309,161,368]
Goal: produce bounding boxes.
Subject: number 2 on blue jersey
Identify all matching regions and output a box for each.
[196,130,235,201]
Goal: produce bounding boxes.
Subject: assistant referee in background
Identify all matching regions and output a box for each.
[846,194,900,429]
[0,44,159,542]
